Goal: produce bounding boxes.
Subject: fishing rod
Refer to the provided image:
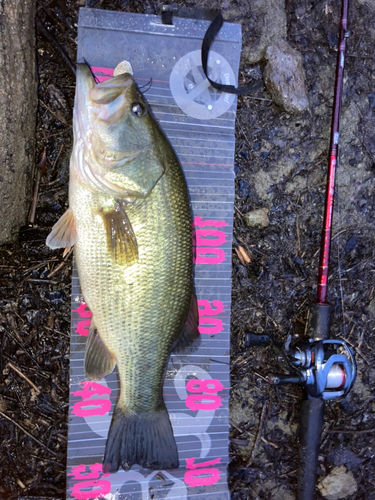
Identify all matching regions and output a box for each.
[201,3,356,497]
[246,0,356,498]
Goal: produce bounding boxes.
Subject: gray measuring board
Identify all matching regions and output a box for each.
[67,8,240,500]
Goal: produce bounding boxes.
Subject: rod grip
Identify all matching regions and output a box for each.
[305,302,332,341]
[297,398,325,500]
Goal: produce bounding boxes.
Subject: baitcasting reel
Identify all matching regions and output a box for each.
[268,338,356,400]
[245,302,357,500]
[245,332,357,401]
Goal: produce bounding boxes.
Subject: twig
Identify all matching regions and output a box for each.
[230,418,244,433]
[279,469,298,478]
[35,17,76,76]
[337,336,370,365]
[27,278,58,284]
[52,143,64,170]
[0,410,57,456]
[296,215,301,254]
[247,399,271,466]
[17,479,25,489]
[245,96,273,102]
[238,245,251,263]
[234,205,244,217]
[234,247,246,265]
[22,261,54,275]
[5,332,41,370]
[336,164,346,336]
[338,337,371,366]
[7,362,41,395]
[253,371,269,383]
[250,302,281,330]
[329,427,375,434]
[261,436,279,449]
[47,126,72,139]
[313,227,349,257]
[43,326,69,339]
[47,248,73,278]
[347,54,375,59]
[29,147,47,223]
[39,100,66,124]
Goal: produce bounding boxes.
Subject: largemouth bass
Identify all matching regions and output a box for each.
[47,62,199,472]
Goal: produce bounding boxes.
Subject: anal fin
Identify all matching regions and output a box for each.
[46,207,77,250]
[84,321,116,380]
[101,200,138,265]
[172,294,200,352]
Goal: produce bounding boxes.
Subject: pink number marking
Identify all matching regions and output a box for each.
[193,216,227,228]
[195,248,226,265]
[73,302,92,318]
[198,317,224,335]
[185,394,222,411]
[185,458,222,487]
[194,229,227,247]
[72,399,111,417]
[73,381,111,400]
[75,319,91,337]
[91,67,114,83]
[186,457,221,469]
[184,468,221,487]
[70,463,110,480]
[71,480,111,499]
[197,300,224,316]
[91,67,113,75]
[186,379,224,394]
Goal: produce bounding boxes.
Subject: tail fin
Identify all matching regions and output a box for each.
[103,402,179,473]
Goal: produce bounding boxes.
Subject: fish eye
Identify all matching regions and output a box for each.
[131,103,144,117]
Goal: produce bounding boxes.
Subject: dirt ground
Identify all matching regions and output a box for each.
[0,0,374,499]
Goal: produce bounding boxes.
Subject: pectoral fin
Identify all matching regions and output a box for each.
[101,200,138,265]
[84,321,116,380]
[46,207,77,250]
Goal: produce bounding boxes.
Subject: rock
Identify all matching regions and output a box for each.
[368,297,375,317]
[237,179,251,198]
[263,40,309,115]
[242,0,287,64]
[327,447,364,471]
[356,0,375,9]
[368,92,375,109]
[318,466,357,500]
[243,208,270,228]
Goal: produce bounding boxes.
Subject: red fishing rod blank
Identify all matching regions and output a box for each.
[317,0,349,304]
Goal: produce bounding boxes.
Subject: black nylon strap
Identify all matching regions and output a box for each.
[202,12,262,95]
